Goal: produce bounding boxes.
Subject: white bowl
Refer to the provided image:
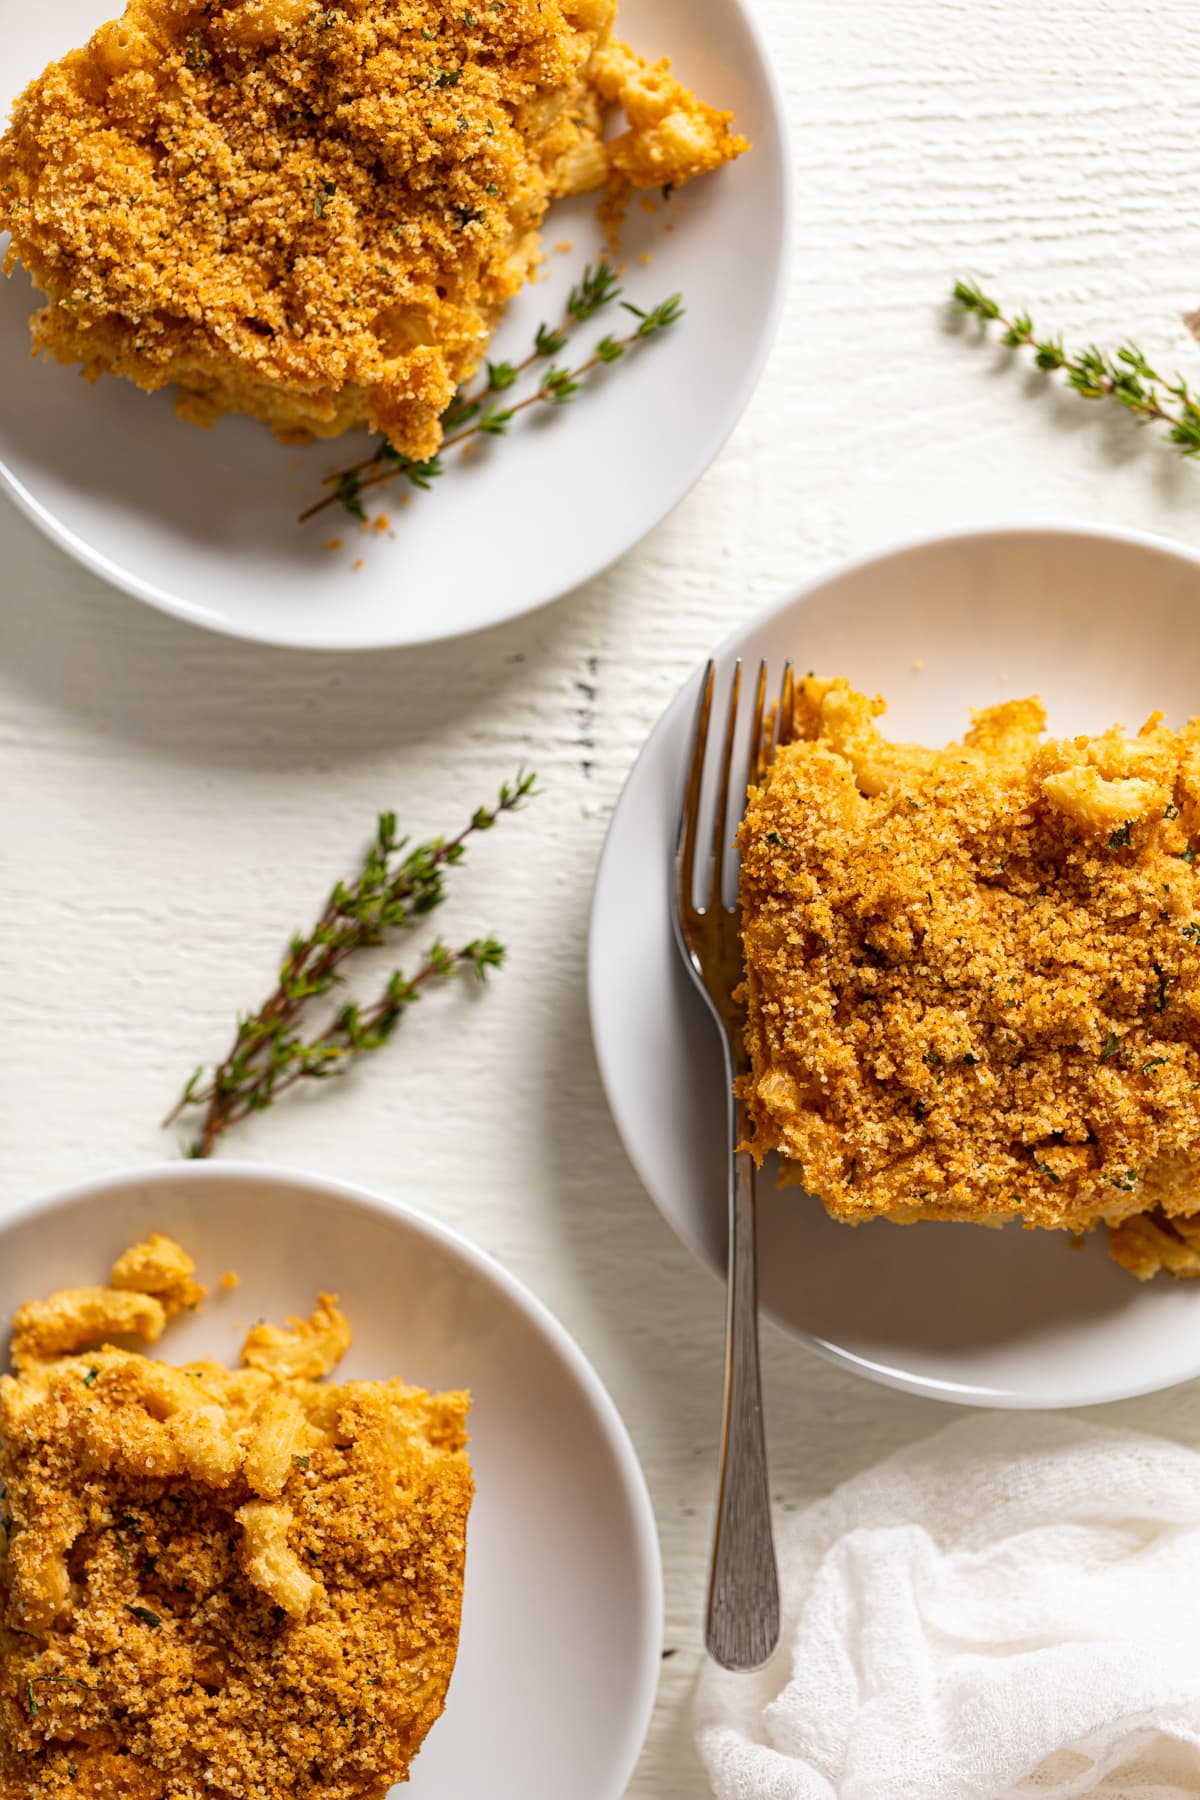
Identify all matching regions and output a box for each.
[0,0,791,649]
[0,1163,662,1799]
[589,522,1200,1409]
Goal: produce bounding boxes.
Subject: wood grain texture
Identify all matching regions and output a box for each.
[8,0,1200,1790]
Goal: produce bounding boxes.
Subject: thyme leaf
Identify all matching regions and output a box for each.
[1153,961,1171,1012]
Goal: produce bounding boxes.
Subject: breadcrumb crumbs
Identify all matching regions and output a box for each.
[738,677,1200,1280]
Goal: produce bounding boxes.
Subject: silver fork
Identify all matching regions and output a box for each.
[672,656,792,1670]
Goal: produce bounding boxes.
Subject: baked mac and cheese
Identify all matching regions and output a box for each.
[738,677,1200,1279]
[0,1235,472,1798]
[0,0,747,459]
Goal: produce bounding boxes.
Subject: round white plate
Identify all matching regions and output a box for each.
[0,0,790,650]
[0,1163,662,1798]
[589,523,1200,1409]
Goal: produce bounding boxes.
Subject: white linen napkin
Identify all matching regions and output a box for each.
[695,1414,1200,1800]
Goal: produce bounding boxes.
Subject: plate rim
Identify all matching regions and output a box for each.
[586,516,1200,1410]
[0,0,795,652]
[0,1158,665,1797]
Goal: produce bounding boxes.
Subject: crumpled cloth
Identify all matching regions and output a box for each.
[695,1414,1200,1800]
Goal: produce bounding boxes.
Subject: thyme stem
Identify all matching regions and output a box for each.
[166,772,536,1156]
[299,269,684,525]
[332,310,681,513]
[200,942,484,1137]
[951,278,1200,458]
[25,1674,94,1718]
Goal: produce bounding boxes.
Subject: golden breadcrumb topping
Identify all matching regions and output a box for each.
[0,0,747,457]
[737,677,1200,1279]
[0,1236,472,1798]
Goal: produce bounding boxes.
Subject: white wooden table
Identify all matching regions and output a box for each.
[6,0,1200,1791]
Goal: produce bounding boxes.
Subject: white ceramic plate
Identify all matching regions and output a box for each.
[0,1163,662,1798]
[589,523,1200,1409]
[0,0,790,650]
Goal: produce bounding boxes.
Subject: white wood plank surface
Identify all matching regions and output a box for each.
[7,0,1200,1791]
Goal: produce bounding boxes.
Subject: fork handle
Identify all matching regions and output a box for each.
[706,1147,780,1670]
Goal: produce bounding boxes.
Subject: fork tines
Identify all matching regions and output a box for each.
[677,656,795,926]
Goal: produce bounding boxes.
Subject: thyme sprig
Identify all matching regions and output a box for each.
[952,279,1200,458]
[446,258,624,426]
[166,772,536,1156]
[314,261,622,501]
[301,265,683,524]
